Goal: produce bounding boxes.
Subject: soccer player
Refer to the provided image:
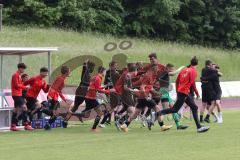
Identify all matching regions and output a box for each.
[212,64,223,123]
[99,61,121,127]
[201,63,223,123]
[179,65,200,120]
[157,56,210,133]
[24,67,50,123]
[74,66,112,132]
[10,63,33,131]
[153,63,188,130]
[44,66,71,130]
[121,63,172,132]
[200,60,218,123]
[115,63,138,130]
[21,74,29,99]
[62,60,95,127]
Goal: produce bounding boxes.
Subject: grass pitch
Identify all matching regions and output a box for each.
[0,110,239,160]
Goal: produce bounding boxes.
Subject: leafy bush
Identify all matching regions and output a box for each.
[1,0,240,48]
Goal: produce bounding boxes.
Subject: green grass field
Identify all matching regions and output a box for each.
[0,110,239,160]
[0,26,240,87]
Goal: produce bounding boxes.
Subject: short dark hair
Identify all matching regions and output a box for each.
[40,67,49,73]
[212,63,220,69]
[87,61,95,73]
[98,66,106,73]
[109,61,117,67]
[17,63,27,69]
[205,60,212,66]
[190,56,198,66]
[148,53,157,59]
[166,63,174,68]
[21,74,28,79]
[61,66,70,74]
[87,61,95,68]
[127,63,137,72]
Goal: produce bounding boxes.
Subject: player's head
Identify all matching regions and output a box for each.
[136,61,143,70]
[215,64,220,70]
[98,66,106,75]
[87,61,95,73]
[212,63,220,70]
[61,66,71,77]
[127,63,137,72]
[190,56,198,66]
[148,53,158,65]
[40,67,49,78]
[17,63,27,73]
[166,63,174,73]
[109,61,117,70]
[21,74,29,82]
[205,60,212,67]
[127,63,137,78]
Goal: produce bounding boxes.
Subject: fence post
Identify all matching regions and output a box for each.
[0,4,2,31]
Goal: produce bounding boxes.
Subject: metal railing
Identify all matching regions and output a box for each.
[0,4,2,31]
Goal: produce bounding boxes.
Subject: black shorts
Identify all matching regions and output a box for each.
[153,97,161,104]
[121,90,135,108]
[85,98,100,111]
[48,99,60,110]
[110,92,120,109]
[215,90,222,100]
[202,87,216,103]
[136,99,157,109]
[71,96,85,112]
[12,96,25,107]
[26,97,38,111]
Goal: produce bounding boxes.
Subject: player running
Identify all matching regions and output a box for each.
[62,60,95,127]
[43,66,71,130]
[99,61,121,128]
[150,63,188,130]
[112,63,137,130]
[24,67,50,123]
[157,56,210,133]
[120,53,172,132]
[74,66,113,132]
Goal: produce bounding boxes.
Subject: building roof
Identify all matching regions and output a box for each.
[0,47,58,56]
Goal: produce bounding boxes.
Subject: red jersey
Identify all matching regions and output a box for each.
[134,84,154,99]
[11,71,26,96]
[114,70,128,95]
[137,63,165,76]
[24,75,50,99]
[85,74,110,99]
[48,75,66,102]
[133,69,157,88]
[133,70,156,99]
[176,66,197,95]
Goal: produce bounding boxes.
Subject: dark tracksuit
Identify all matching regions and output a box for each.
[71,62,92,112]
[201,70,222,100]
[201,67,217,103]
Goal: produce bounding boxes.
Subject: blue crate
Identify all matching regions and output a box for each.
[32,119,44,129]
[31,117,63,129]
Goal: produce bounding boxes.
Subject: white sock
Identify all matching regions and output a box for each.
[218,112,223,119]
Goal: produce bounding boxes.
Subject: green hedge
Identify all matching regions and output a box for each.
[2,0,240,48]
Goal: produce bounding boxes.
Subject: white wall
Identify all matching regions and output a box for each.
[1,81,240,108]
[169,81,240,100]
